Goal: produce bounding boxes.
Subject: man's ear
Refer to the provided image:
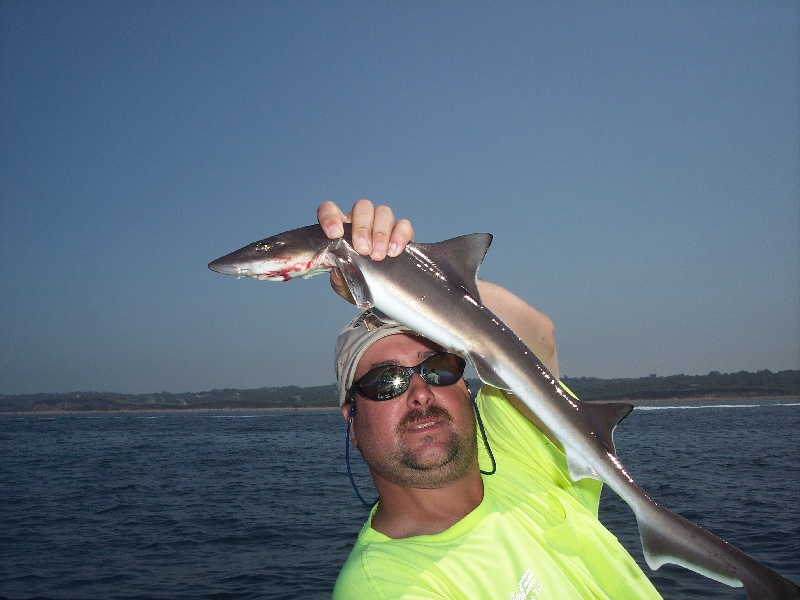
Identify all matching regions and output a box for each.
[342,401,354,423]
[343,401,358,447]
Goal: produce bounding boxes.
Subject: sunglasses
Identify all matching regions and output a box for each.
[349,352,467,401]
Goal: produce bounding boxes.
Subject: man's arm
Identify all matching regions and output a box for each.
[477,279,559,379]
[477,279,562,446]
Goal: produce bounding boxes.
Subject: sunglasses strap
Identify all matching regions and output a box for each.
[346,409,379,508]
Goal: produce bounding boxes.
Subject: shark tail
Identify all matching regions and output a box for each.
[634,498,800,599]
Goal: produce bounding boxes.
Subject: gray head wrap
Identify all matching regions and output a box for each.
[334,310,415,406]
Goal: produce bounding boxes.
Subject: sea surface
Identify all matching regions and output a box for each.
[0,398,798,599]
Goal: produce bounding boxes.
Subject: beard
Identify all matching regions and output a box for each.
[370,405,478,489]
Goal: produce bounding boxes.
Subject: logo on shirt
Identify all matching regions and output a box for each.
[511,568,543,600]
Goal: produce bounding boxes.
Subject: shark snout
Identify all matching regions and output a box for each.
[207,257,242,276]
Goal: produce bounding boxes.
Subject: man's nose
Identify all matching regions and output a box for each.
[405,373,434,406]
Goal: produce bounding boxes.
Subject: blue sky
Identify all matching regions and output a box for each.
[1,1,798,395]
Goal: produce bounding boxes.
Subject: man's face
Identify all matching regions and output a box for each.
[343,334,477,489]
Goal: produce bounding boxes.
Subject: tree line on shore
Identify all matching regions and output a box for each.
[1,369,797,413]
[560,369,798,401]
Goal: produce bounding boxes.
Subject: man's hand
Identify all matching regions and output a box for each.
[317,199,414,302]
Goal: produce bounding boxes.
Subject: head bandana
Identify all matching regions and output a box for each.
[334,309,415,406]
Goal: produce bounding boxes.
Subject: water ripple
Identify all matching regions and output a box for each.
[1,404,797,599]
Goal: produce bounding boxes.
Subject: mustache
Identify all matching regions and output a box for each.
[396,405,453,434]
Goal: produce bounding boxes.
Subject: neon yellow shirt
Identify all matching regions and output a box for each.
[332,386,662,599]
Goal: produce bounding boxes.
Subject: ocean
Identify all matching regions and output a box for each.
[0,398,798,599]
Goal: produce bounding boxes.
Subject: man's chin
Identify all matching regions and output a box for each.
[399,435,472,477]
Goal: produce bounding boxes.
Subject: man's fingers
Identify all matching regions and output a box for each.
[317,201,345,239]
[369,205,395,260]
[349,199,374,255]
[318,198,413,262]
[388,218,414,257]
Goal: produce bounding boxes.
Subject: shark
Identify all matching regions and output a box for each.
[209,223,800,599]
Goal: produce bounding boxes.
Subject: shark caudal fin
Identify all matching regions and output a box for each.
[634,498,800,599]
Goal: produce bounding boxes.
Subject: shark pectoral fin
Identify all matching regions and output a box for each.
[418,233,492,301]
[583,402,634,456]
[334,254,374,309]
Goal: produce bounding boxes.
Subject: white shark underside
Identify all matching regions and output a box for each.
[209,224,800,600]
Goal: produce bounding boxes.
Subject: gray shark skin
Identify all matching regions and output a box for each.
[209,224,800,599]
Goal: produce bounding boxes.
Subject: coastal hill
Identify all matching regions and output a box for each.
[1,369,797,413]
[560,369,799,402]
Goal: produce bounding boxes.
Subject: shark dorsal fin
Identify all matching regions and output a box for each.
[585,401,634,457]
[565,401,634,481]
[411,233,492,302]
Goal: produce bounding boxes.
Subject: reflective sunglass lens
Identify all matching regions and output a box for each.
[356,366,404,400]
[354,353,466,401]
[373,368,409,400]
[422,354,464,385]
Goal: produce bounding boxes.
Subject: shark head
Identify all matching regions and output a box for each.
[208,225,336,281]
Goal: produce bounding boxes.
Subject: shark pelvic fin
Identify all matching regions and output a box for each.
[414,233,492,302]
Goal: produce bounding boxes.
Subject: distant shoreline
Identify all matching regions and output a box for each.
[3,394,797,416]
[4,370,796,413]
[1,405,342,416]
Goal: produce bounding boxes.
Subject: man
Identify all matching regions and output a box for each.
[318,200,661,599]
